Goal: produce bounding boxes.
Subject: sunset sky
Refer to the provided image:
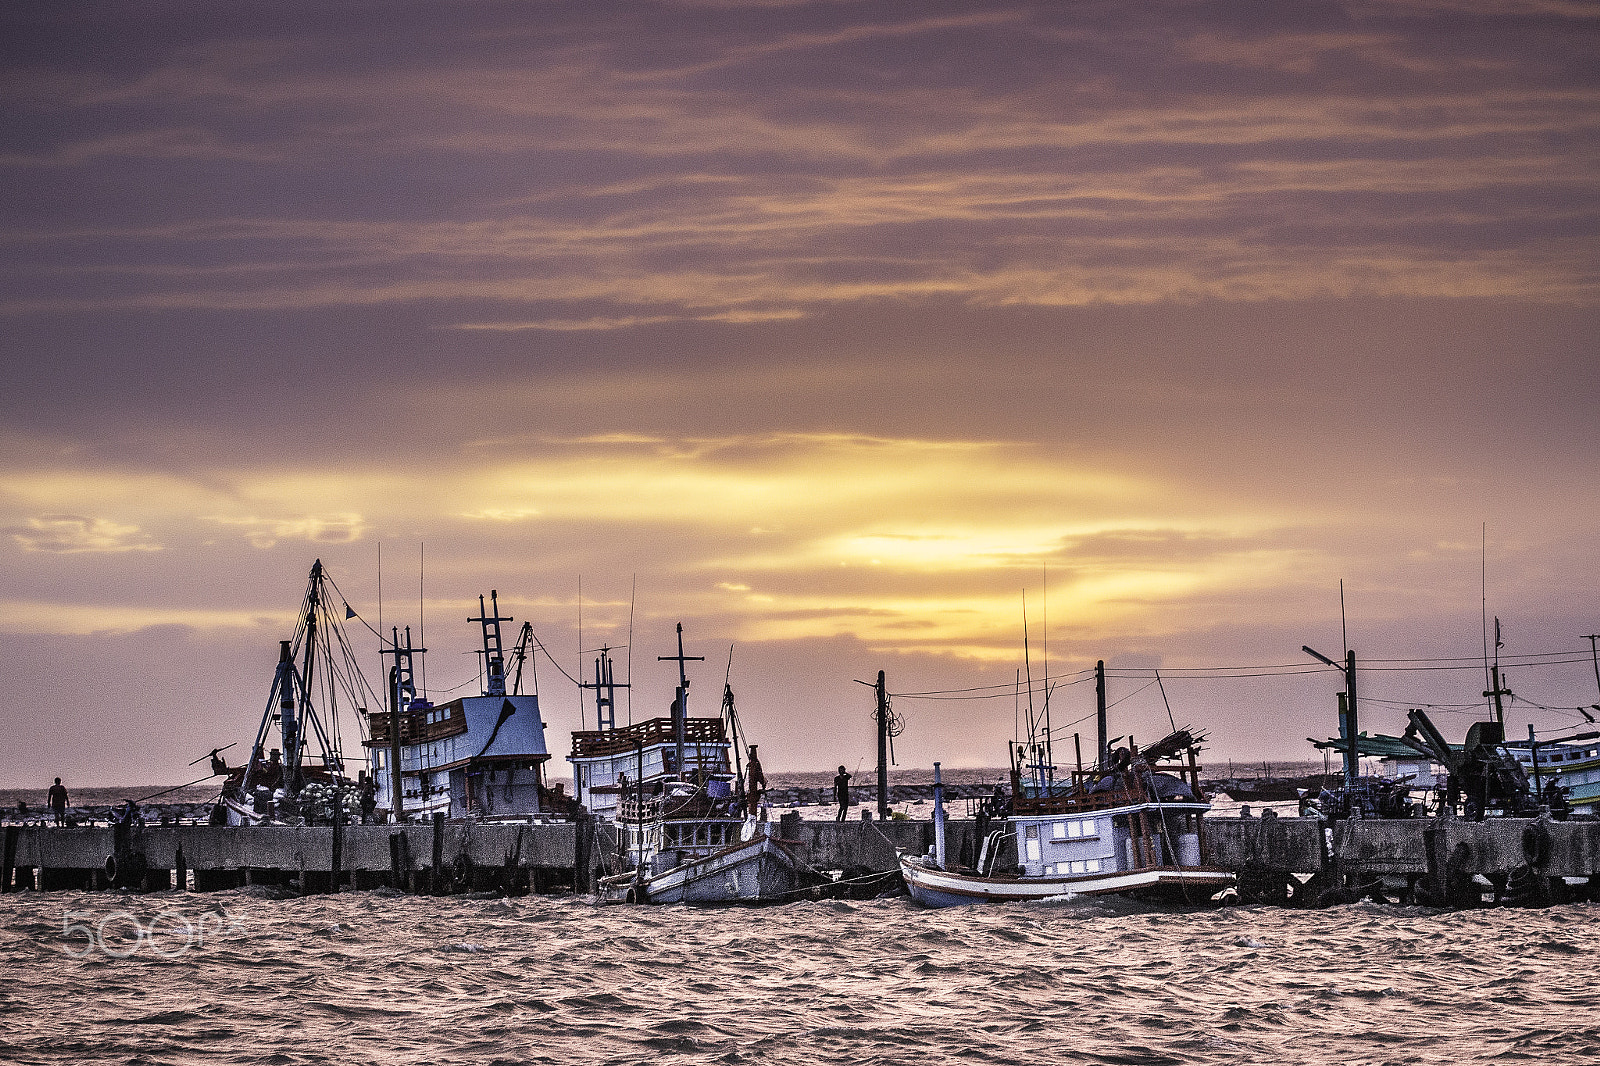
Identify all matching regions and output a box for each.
[3,0,1598,789]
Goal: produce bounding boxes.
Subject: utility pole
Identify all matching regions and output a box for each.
[875,670,890,820]
[1584,634,1600,700]
[1095,660,1108,768]
[1304,645,1359,790]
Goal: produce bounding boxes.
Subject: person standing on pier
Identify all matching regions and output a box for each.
[47,777,69,826]
[834,766,852,822]
[746,745,767,814]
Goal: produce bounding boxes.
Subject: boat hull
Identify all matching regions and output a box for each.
[900,853,1234,908]
[601,833,804,905]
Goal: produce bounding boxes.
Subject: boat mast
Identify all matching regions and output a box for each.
[722,647,744,781]
[581,645,628,731]
[286,560,324,796]
[508,622,535,695]
[658,623,704,778]
[470,590,513,697]
[382,625,422,821]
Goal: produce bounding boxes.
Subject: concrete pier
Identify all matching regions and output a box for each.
[5,815,1599,905]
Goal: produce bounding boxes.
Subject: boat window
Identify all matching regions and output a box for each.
[1024,824,1041,863]
[1052,822,1067,839]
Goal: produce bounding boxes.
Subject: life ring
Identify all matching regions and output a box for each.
[1521,823,1552,868]
[452,852,474,887]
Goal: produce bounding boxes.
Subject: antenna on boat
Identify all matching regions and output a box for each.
[626,576,636,725]
[1482,523,1491,696]
[1340,579,1349,659]
[722,645,744,781]
[417,543,427,699]
[1155,668,1177,733]
[1041,566,1053,783]
[1013,668,1021,748]
[1022,592,1038,789]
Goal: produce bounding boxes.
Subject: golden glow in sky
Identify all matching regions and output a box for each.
[2,1,1598,785]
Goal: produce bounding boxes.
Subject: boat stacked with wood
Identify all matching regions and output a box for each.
[568,625,814,904]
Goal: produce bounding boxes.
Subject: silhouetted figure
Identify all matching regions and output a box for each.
[834,766,852,822]
[746,745,767,813]
[47,778,69,826]
[209,749,229,776]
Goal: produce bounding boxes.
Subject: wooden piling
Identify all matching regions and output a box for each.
[431,813,445,895]
[1,826,17,893]
[574,809,593,893]
[329,798,343,894]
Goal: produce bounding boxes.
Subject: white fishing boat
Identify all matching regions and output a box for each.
[570,625,813,904]
[364,589,563,822]
[902,727,1234,908]
[597,815,803,904]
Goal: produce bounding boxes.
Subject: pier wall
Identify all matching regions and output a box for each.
[7,824,577,874]
[6,815,1600,901]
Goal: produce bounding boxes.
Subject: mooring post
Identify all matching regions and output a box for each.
[388,832,402,890]
[175,843,187,892]
[505,827,525,897]
[431,812,445,895]
[330,794,344,894]
[297,850,308,896]
[574,808,594,894]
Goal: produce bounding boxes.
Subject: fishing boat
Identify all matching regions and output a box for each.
[215,562,564,825]
[901,661,1233,907]
[214,560,363,826]
[569,625,812,904]
[364,589,566,822]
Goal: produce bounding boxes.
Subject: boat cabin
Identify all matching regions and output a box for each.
[569,716,735,820]
[366,692,551,820]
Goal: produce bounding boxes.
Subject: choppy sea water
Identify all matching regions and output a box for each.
[3,890,1597,1066]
